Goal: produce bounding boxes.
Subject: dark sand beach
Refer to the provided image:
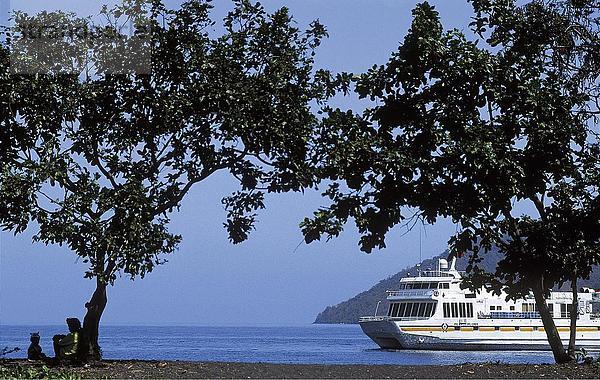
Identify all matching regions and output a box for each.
[2,359,600,379]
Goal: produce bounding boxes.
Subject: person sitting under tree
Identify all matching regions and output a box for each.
[27,332,47,360]
[53,318,81,362]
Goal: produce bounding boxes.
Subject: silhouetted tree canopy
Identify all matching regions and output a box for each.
[0,0,333,359]
[303,0,599,363]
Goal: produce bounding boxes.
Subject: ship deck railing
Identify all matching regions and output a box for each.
[387,289,436,298]
[358,316,391,322]
[359,316,431,322]
[478,311,541,319]
[417,270,466,277]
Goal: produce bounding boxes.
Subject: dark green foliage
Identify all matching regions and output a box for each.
[0,0,330,284]
[304,0,599,363]
[0,364,80,380]
[0,0,334,359]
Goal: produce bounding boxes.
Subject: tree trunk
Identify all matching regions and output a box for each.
[567,274,578,357]
[532,278,571,364]
[81,280,107,361]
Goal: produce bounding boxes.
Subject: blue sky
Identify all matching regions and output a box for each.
[0,0,474,326]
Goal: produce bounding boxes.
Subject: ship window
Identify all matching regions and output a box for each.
[490,306,496,311]
[388,304,394,316]
[406,283,414,289]
[398,303,407,317]
[399,284,406,290]
[451,303,459,318]
[431,303,437,317]
[522,303,536,312]
[443,303,450,318]
[414,303,422,317]
[459,303,466,318]
[548,303,554,316]
[429,282,438,289]
[417,303,426,317]
[399,303,407,317]
[404,303,413,317]
[560,304,572,319]
[510,306,515,311]
[440,283,450,289]
[411,303,420,317]
[467,303,473,318]
[425,303,433,317]
[392,303,400,317]
[405,303,412,317]
[497,306,502,311]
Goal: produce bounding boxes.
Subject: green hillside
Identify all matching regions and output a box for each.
[314,249,600,324]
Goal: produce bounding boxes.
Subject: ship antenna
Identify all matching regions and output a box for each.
[419,225,422,265]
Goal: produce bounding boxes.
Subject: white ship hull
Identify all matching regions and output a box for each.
[359,258,600,351]
[360,319,600,351]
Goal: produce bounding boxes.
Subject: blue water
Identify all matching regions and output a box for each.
[1,324,560,364]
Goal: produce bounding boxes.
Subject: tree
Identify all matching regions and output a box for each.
[469,0,600,358]
[0,0,330,360]
[303,0,599,363]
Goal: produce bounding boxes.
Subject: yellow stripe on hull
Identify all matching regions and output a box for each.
[577,327,599,332]
[401,327,443,332]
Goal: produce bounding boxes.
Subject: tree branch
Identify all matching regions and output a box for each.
[153,163,227,216]
[531,195,547,221]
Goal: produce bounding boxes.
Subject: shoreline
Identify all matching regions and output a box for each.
[2,359,599,379]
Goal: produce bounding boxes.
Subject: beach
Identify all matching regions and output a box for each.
[2,359,600,379]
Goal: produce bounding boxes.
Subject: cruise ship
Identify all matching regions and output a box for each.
[359,258,600,350]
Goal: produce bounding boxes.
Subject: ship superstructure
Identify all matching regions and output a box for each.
[359,258,600,350]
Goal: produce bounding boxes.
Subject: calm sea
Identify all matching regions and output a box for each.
[0,324,561,365]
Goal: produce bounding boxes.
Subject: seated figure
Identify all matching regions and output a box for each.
[27,332,47,360]
[53,318,81,362]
